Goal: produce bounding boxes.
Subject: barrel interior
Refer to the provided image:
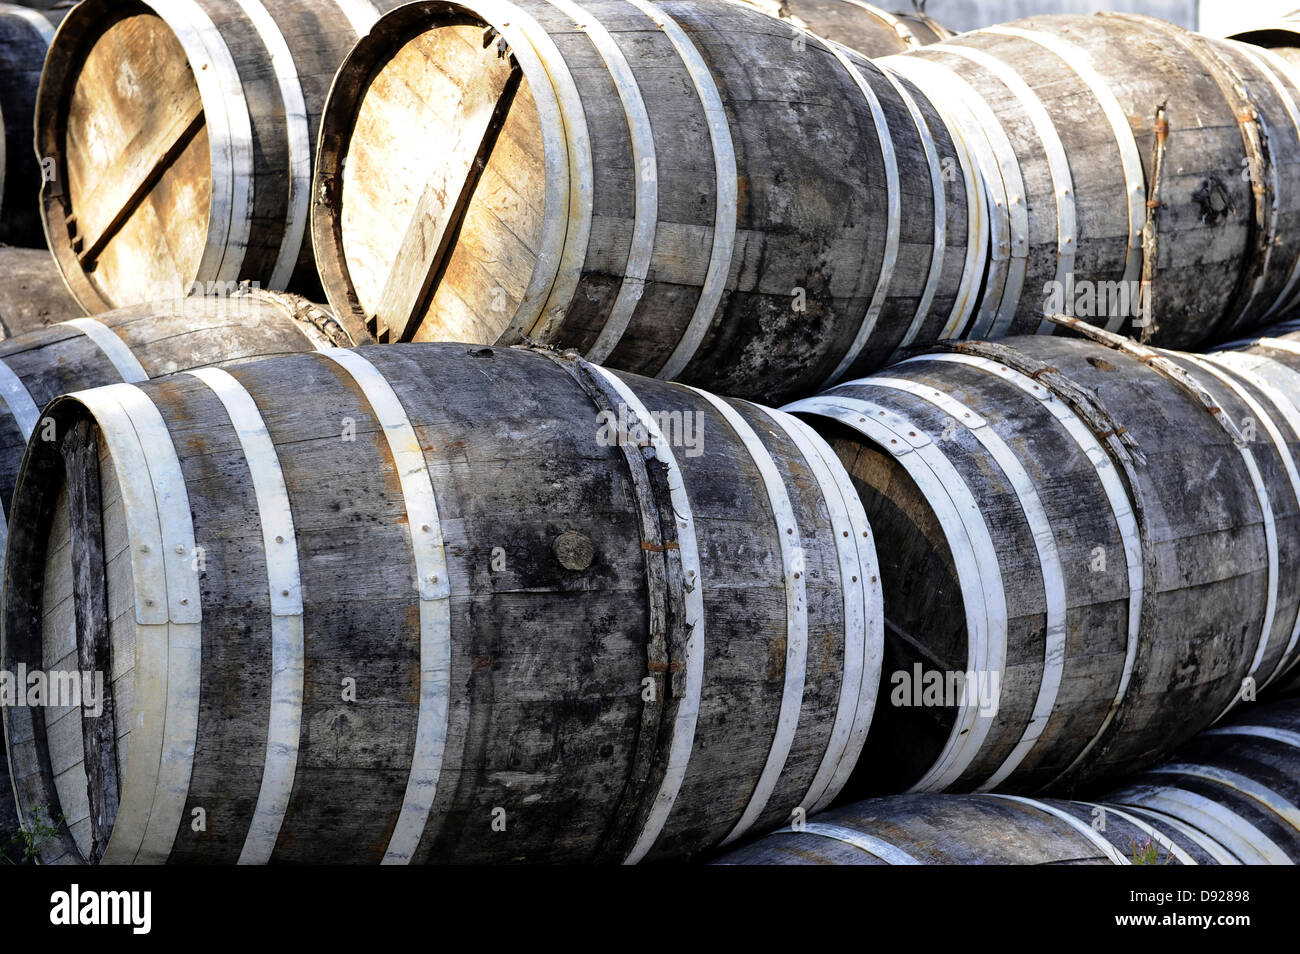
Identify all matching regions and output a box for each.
[6,408,130,863]
[819,421,966,796]
[333,10,546,344]
[42,0,211,310]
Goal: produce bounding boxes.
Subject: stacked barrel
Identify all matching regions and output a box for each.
[3,0,1300,867]
[716,696,1300,864]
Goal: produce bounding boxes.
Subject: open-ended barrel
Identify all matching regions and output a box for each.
[736,0,951,57]
[312,0,983,403]
[0,3,56,245]
[2,343,882,864]
[883,13,1300,345]
[786,319,1300,798]
[35,0,406,315]
[0,247,82,337]
[718,697,1300,864]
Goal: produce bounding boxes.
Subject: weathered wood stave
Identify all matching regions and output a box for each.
[886,13,1300,346]
[787,322,1300,798]
[312,0,982,404]
[2,342,882,863]
[734,0,951,57]
[716,697,1300,865]
[35,0,405,315]
[0,3,56,246]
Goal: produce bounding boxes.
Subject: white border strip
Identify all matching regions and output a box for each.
[320,350,451,865]
[0,358,40,439]
[59,318,149,383]
[688,391,807,847]
[233,0,312,289]
[799,821,922,864]
[186,367,304,866]
[625,0,737,381]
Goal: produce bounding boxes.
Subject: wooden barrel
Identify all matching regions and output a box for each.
[1108,701,1300,864]
[736,0,951,57]
[1230,17,1300,71]
[714,793,1215,864]
[0,2,56,246]
[2,342,882,863]
[35,0,406,315]
[786,318,1300,797]
[717,697,1300,864]
[312,0,984,404]
[0,289,367,855]
[883,13,1300,346]
[0,246,82,337]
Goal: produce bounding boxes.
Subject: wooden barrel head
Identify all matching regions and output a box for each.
[38,0,214,313]
[316,2,554,345]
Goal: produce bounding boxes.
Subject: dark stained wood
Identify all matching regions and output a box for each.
[59,417,117,862]
[738,0,951,57]
[0,247,83,336]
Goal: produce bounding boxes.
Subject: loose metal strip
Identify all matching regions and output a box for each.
[1120,788,1290,864]
[589,365,705,865]
[548,0,658,366]
[688,391,807,848]
[152,0,254,288]
[1083,802,1197,866]
[320,350,451,865]
[786,393,1006,792]
[59,318,148,383]
[914,352,1145,788]
[820,46,901,388]
[866,375,1066,792]
[1148,764,1300,832]
[990,795,1130,865]
[764,407,879,815]
[233,0,312,290]
[799,821,922,864]
[988,25,1146,330]
[625,0,737,382]
[938,43,1076,337]
[186,367,305,865]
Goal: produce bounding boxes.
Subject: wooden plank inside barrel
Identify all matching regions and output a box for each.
[36,0,407,315]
